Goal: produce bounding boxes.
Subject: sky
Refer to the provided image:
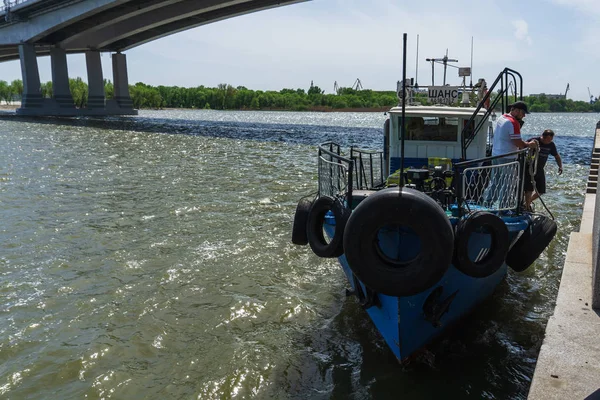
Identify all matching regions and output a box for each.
[0,0,598,102]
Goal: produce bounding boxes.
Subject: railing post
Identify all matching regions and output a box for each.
[347,161,354,207]
[517,152,526,214]
[317,147,322,197]
[454,165,463,217]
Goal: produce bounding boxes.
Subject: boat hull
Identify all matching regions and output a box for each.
[327,217,527,362]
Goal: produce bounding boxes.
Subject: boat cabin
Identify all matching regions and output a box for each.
[385,106,490,177]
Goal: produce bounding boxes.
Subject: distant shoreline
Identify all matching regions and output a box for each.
[0,103,19,110]
[0,104,391,113]
[161,106,391,113]
[1,104,597,113]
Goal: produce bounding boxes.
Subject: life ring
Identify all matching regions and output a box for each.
[506,215,557,272]
[342,187,453,297]
[291,197,313,245]
[306,196,349,258]
[453,211,509,278]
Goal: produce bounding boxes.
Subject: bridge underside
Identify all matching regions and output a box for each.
[0,0,306,116]
[0,0,306,63]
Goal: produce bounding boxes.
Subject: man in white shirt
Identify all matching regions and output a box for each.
[484,101,538,208]
[492,101,538,158]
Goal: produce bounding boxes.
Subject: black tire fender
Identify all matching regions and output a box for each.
[307,196,349,258]
[342,187,454,297]
[506,215,557,272]
[454,211,509,278]
[292,197,313,245]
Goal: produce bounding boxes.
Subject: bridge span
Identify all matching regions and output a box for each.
[0,0,307,116]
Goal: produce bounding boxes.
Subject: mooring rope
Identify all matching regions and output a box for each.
[527,145,555,220]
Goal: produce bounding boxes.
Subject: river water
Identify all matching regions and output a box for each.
[0,110,595,399]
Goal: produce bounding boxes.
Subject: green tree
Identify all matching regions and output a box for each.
[308,81,323,96]
[69,77,87,108]
[0,80,10,104]
[104,79,114,100]
[10,79,23,100]
[41,82,53,98]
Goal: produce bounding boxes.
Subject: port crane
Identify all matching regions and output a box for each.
[334,78,363,94]
[564,83,569,99]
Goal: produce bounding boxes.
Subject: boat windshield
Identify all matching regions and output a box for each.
[404,116,458,142]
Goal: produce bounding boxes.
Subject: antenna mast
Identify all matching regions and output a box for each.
[400,33,408,187]
[442,49,457,86]
[426,50,458,86]
[470,37,473,87]
[415,34,419,87]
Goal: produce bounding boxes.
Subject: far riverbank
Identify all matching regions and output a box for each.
[1,103,597,114]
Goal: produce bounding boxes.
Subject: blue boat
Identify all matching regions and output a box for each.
[292,65,557,362]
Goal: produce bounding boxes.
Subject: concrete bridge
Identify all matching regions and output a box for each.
[0,0,307,116]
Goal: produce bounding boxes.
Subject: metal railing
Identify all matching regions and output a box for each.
[350,147,385,190]
[1,0,28,13]
[454,149,528,216]
[317,142,354,206]
[318,142,530,217]
[461,160,520,211]
[461,67,524,160]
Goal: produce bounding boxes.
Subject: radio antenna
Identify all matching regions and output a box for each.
[400,33,408,187]
[415,34,419,87]
[470,36,474,87]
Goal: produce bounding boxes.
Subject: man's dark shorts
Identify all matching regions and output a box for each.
[524,169,546,194]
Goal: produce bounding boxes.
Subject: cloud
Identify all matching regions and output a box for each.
[0,0,596,100]
[512,20,532,45]
[130,0,528,92]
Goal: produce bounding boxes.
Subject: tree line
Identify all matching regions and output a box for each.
[1,78,599,112]
[0,79,397,111]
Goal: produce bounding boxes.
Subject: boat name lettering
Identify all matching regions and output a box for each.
[428,86,460,104]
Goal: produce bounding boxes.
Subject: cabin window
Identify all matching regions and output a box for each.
[401,116,458,142]
[462,119,477,141]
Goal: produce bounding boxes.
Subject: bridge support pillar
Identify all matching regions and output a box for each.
[50,47,75,109]
[15,47,136,117]
[17,43,43,110]
[85,51,105,109]
[111,53,134,109]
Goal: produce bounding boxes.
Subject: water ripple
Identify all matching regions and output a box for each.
[0,110,594,399]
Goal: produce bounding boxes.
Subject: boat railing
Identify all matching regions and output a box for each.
[350,147,385,190]
[317,142,354,206]
[454,149,528,215]
[1,0,20,13]
[461,67,524,159]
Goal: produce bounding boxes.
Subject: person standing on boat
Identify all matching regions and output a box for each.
[524,129,563,210]
[484,101,538,208]
[491,101,538,157]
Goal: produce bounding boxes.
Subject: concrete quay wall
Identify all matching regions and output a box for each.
[528,123,600,399]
